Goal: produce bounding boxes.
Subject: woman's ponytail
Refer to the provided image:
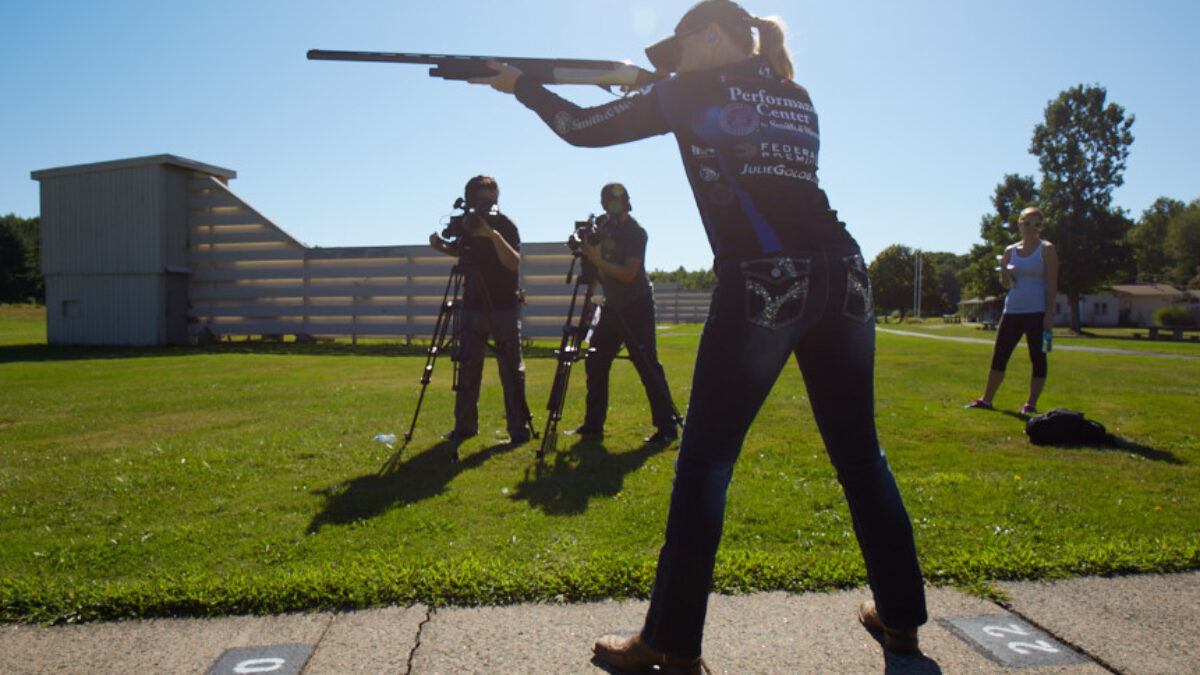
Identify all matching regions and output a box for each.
[754,16,794,80]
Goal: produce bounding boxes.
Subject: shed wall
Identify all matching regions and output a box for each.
[39,165,166,275]
[46,274,164,346]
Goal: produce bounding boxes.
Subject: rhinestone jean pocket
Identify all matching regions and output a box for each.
[841,253,874,323]
[740,256,811,330]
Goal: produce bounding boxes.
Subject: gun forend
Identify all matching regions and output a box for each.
[307,49,663,89]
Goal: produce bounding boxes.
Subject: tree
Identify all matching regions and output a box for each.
[923,251,968,314]
[959,174,1039,302]
[0,214,42,303]
[870,245,914,318]
[1030,84,1135,332]
[648,265,716,290]
[869,244,944,319]
[1128,197,1185,283]
[1166,199,1200,289]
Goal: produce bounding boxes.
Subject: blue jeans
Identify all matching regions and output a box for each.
[640,245,927,659]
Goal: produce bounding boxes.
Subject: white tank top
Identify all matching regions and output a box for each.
[1003,241,1046,314]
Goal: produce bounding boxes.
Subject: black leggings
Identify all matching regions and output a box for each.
[989,312,1047,378]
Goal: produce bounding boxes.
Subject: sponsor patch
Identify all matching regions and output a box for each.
[719,102,760,136]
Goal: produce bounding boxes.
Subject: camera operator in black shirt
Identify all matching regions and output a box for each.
[429,175,531,444]
[572,183,680,444]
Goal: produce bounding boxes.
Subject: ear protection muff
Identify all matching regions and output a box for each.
[601,183,631,213]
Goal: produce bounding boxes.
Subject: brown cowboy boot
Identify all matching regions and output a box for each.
[592,633,711,674]
[858,600,920,654]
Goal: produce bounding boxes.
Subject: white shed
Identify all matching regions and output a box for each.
[31,154,236,345]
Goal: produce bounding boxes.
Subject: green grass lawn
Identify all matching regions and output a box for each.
[880,319,1200,356]
[1,306,1196,623]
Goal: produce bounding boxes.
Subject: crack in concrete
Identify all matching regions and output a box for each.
[405,607,434,675]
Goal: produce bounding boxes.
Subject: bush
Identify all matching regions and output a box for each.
[1154,305,1194,327]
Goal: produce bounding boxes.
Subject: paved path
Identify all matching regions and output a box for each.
[1,571,1196,674]
[877,328,1200,360]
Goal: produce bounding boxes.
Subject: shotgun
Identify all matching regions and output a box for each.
[306,49,663,91]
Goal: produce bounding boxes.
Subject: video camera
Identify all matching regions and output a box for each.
[567,214,605,253]
[441,197,491,241]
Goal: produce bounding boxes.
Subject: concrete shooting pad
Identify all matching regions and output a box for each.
[0,606,427,675]
[997,571,1200,675]
[2,573,1198,673]
[410,586,1108,673]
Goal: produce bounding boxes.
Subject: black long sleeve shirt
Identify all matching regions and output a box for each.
[515,56,852,261]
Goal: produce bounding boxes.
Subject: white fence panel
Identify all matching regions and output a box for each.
[185,177,710,342]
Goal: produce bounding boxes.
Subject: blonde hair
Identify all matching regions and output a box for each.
[752,16,794,79]
[678,1,795,79]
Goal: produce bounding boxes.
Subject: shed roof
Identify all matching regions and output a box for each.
[959,296,1003,305]
[31,154,236,181]
[1109,283,1182,297]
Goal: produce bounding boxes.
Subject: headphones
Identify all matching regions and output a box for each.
[601,182,631,214]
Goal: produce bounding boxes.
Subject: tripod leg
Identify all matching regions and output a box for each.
[538,277,597,458]
[403,267,464,444]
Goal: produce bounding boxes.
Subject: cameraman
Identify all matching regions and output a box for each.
[428,175,531,444]
[574,183,679,444]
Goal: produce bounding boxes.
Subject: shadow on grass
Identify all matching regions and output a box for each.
[1094,436,1182,464]
[306,438,519,533]
[988,410,1182,464]
[0,340,561,364]
[508,437,673,515]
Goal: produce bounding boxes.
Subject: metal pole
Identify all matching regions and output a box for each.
[913,250,923,320]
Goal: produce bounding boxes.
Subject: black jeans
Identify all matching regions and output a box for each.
[640,245,927,659]
[453,308,528,438]
[584,294,677,432]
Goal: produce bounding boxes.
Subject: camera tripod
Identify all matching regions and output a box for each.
[538,253,684,458]
[403,254,537,447]
[539,253,599,458]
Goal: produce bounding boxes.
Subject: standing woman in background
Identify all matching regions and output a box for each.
[470,1,927,670]
[967,206,1059,414]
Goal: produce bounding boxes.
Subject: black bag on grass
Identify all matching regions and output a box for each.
[1025,408,1110,446]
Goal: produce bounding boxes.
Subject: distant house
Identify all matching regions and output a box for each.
[1054,284,1185,327]
[962,284,1186,328]
[1184,289,1200,324]
[1112,284,1185,326]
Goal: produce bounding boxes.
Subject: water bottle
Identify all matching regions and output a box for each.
[373,433,397,444]
[1042,331,1053,353]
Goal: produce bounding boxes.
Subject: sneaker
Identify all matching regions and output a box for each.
[566,423,603,438]
[964,399,994,410]
[507,431,531,445]
[858,600,920,654]
[644,428,679,444]
[1020,403,1037,415]
[592,633,710,675]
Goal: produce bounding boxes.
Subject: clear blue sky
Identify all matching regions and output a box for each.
[3,0,1198,272]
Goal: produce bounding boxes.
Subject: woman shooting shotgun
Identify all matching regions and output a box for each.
[469,1,928,670]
